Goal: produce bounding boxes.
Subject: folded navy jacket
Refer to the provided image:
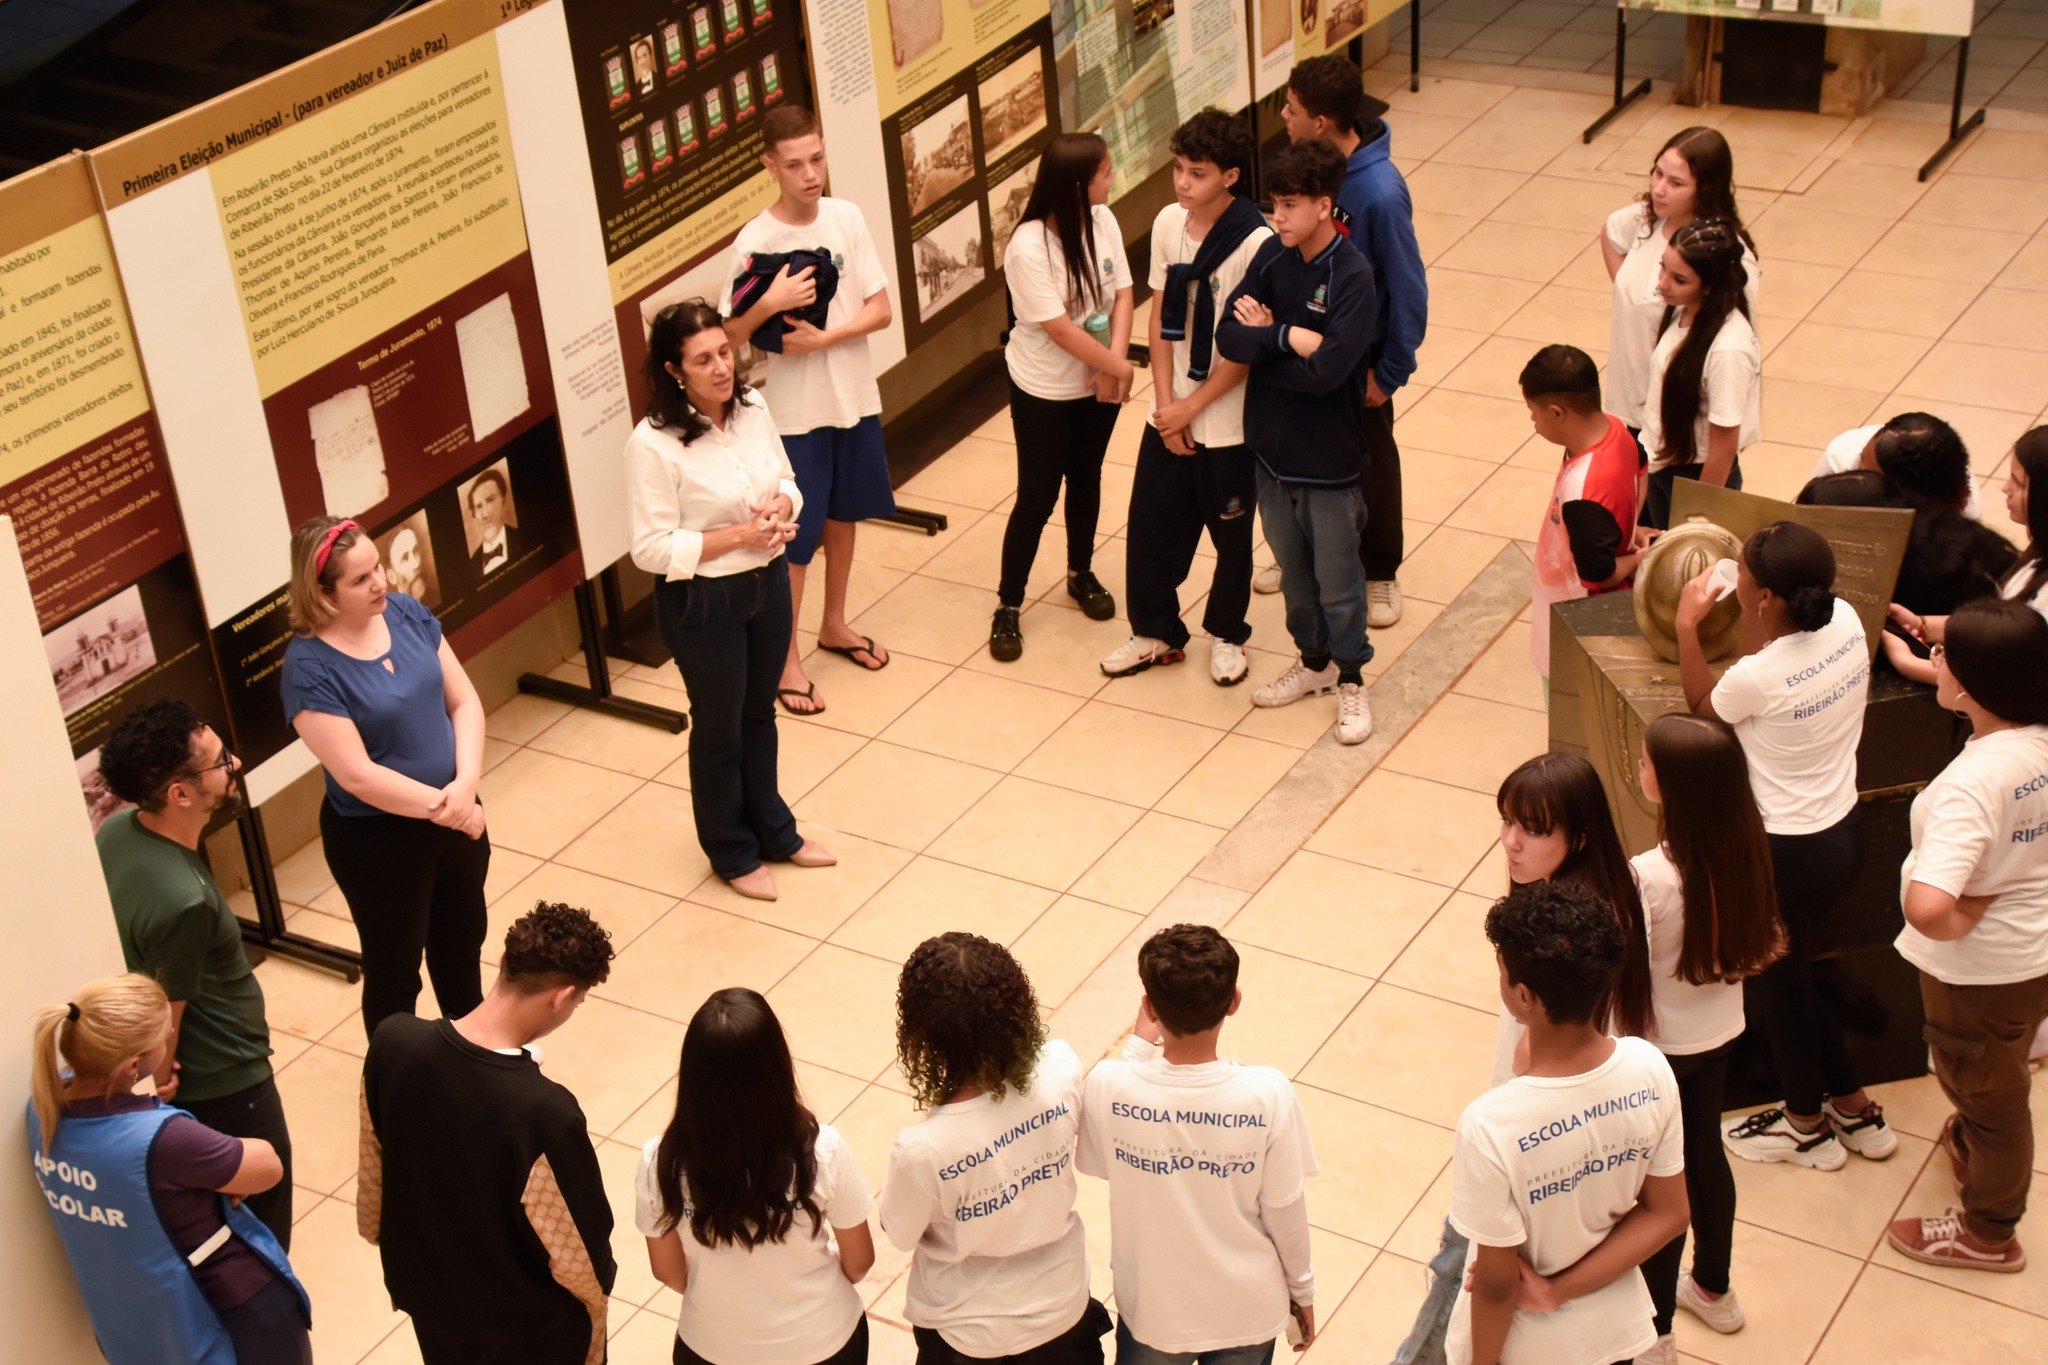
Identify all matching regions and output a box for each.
[730,247,839,352]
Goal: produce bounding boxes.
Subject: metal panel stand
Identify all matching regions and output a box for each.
[1585,8,1653,142]
[1411,0,1422,92]
[1918,35,1986,181]
[875,506,951,535]
[517,579,686,733]
[232,807,361,980]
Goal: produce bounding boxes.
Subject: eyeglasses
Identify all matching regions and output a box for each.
[195,746,237,777]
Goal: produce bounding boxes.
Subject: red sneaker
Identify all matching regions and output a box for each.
[1887,1208,2025,1273]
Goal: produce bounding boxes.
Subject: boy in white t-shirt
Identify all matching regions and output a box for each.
[1449,882,1688,1365]
[721,104,897,717]
[1102,109,1272,688]
[879,933,1110,1364]
[1078,924,1318,1364]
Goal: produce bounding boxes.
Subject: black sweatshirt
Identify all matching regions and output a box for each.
[1214,232,1378,487]
[360,1017,617,1358]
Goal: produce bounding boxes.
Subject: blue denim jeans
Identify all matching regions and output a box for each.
[1390,1219,1469,1365]
[1254,467,1372,680]
[1114,1319,1274,1365]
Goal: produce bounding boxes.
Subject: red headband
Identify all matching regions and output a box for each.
[315,520,360,576]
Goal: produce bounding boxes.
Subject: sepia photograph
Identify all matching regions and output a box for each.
[1324,0,1364,48]
[902,94,974,216]
[987,161,1036,263]
[912,202,985,321]
[376,510,442,611]
[45,584,156,719]
[77,749,128,835]
[630,35,658,97]
[457,460,524,582]
[977,50,1047,167]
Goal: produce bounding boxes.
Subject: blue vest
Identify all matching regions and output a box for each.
[27,1099,310,1365]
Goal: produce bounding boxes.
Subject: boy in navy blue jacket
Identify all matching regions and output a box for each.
[1215,139,1379,746]
[1281,55,1428,630]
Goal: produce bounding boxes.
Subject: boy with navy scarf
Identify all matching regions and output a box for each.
[1216,138,1379,746]
[1103,109,1273,687]
[1278,54,1428,630]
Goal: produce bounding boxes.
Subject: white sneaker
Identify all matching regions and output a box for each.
[1210,638,1248,686]
[1334,681,1373,744]
[1676,1273,1745,1333]
[1367,578,1404,628]
[1822,1097,1899,1160]
[1100,635,1184,678]
[1252,659,1340,708]
[1721,1107,1847,1171]
[1253,564,1283,595]
[1634,1334,1677,1365]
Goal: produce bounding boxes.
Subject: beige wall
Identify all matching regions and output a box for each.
[0,516,127,1359]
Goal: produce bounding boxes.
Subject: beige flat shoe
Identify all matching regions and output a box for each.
[727,866,778,901]
[788,840,837,868]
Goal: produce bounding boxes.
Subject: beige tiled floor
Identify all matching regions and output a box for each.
[250,76,2048,1364]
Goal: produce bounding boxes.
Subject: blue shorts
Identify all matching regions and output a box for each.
[781,414,896,564]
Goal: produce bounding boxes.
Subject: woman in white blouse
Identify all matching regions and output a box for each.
[626,300,834,901]
[1600,129,1758,462]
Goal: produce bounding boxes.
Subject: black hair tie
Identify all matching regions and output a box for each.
[66,1002,80,1022]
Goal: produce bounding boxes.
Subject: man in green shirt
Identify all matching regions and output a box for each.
[96,697,293,1247]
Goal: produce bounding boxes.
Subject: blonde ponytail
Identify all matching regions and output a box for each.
[29,975,171,1153]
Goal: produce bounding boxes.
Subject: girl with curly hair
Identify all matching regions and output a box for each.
[879,934,1111,1364]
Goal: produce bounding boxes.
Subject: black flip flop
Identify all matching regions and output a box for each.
[816,635,890,670]
[776,684,825,716]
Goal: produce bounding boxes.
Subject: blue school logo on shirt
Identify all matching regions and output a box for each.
[1307,283,1328,314]
[832,252,845,270]
[1103,256,1115,276]
[1220,496,1246,520]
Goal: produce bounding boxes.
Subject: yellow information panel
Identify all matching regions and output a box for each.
[208,33,529,396]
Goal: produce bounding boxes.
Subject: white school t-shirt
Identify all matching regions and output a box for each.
[878,1040,1090,1357]
[1711,597,1870,835]
[632,1124,870,1365]
[1895,725,2048,986]
[1005,206,1133,401]
[1633,846,1746,1055]
[1077,1039,1319,1354]
[1446,1036,1684,1365]
[1637,307,1761,473]
[719,197,886,435]
[1604,202,1760,431]
[1146,202,1271,448]
[2000,559,2048,620]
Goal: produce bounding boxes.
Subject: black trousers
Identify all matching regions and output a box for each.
[656,558,802,880]
[181,1076,293,1250]
[1640,457,1744,531]
[678,1315,867,1364]
[219,1276,312,1365]
[321,802,489,1042]
[1000,381,1122,606]
[1125,425,1255,649]
[1359,391,1403,581]
[416,1308,595,1365]
[1642,1041,1737,1334]
[914,1298,1111,1364]
[1751,811,1865,1116]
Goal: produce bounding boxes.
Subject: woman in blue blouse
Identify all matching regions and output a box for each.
[280,517,489,1041]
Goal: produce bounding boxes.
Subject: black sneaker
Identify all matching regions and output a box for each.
[1067,570,1115,621]
[989,605,1023,662]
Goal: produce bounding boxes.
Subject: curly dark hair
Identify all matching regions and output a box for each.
[896,933,1048,1110]
[500,902,615,992]
[1169,108,1254,193]
[1138,924,1239,1036]
[98,698,208,811]
[1287,54,1365,133]
[1873,411,1971,512]
[1485,881,1625,1027]
[1266,138,1346,204]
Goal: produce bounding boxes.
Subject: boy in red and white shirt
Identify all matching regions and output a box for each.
[1520,344,1647,685]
